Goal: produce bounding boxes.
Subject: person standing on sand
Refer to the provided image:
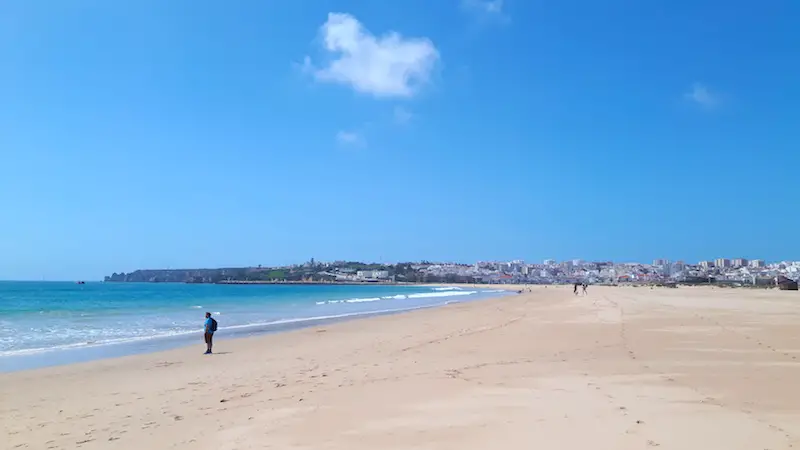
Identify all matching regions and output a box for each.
[204,312,216,355]
[582,283,588,295]
[573,283,579,295]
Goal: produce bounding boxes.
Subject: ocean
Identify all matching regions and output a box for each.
[0,282,510,371]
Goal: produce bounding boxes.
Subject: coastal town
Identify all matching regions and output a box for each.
[105,257,800,288]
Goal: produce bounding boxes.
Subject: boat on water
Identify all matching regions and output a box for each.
[76,281,86,285]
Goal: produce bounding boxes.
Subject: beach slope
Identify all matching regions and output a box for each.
[3,286,800,449]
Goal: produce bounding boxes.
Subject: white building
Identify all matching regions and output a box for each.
[732,258,749,268]
[749,260,765,268]
[357,270,389,279]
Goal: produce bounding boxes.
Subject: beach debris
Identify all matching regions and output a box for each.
[445,369,461,378]
[219,399,228,403]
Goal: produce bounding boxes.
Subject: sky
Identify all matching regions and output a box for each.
[1,0,798,280]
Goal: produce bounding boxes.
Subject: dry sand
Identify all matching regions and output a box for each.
[3,285,800,449]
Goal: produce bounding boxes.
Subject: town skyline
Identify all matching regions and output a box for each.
[96,256,800,286]
[4,255,798,283]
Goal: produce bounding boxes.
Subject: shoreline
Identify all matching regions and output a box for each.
[6,285,799,449]
[0,286,515,373]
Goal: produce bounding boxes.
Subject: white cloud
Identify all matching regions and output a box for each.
[336,130,365,146]
[304,13,440,98]
[393,106,413,124]
[684,83,719,109]
[461,0,509,22]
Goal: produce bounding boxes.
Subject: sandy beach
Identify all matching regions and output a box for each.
[3,285,800,449]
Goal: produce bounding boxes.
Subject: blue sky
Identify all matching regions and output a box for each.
[1,0,798,280]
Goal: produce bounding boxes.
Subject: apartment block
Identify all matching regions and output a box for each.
[715,258,731,269]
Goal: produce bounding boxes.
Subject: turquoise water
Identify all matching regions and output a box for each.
[0,282,508,371]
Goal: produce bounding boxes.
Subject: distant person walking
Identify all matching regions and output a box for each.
[582,283,588,295]
[204,312,217,355]
[573,283,579,295]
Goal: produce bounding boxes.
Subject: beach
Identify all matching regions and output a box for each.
[3,285,800,449]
